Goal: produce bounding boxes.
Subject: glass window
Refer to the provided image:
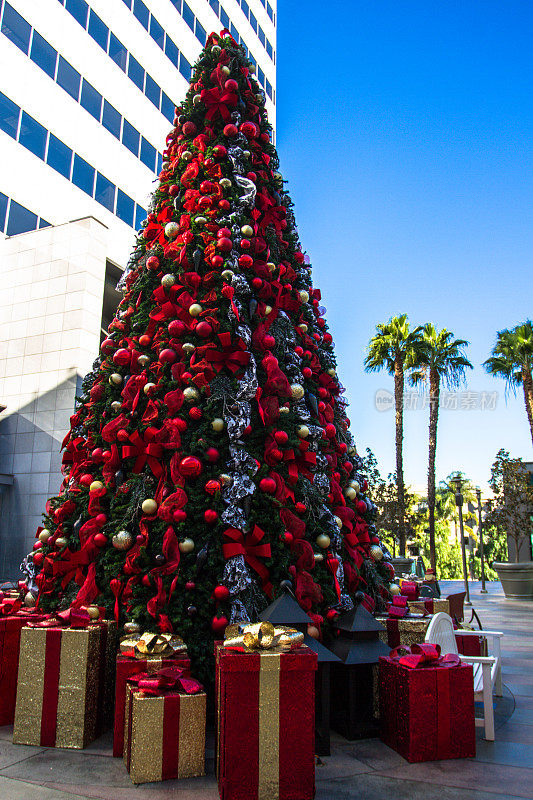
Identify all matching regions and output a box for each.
[19,111,47,159]
[1,3,31,54]
[170,0,182,10]
[140,137,156,171]
[258,65,265,87]
[6,200,37,236]
[39,217,51,228]
[122,119,140,156]
[266,40,272,59]
[161,91,174,123]
[65,0,88,27]
[88,10,108,50]
[135,204,146,231]
[265,78,272,100]
[80,79,102,121]
[230,23,238,43]
[0,192,8,232]
[182,1,194,31]
[144,73,160,108]
[149,16,164,49]
[0,90,20,138]
[267,2,273,21]
[121,0,132,8]
[164,36,179,66]
[209,0,219,14]
[72,154,95,195]
[133,0,149,30]
[102,99,121,138]
[195,19,206,45]
[127,54,145,91]
[30,31,57,78]
[156,152,163,175]
[56,56,81,101]
[47,133,72,178]
[241,0,249,17]
[258,27,265,46]
[108,33,127,71]
[179,53,191,81]
[95,172,115,212]
[116,189,134,226]
[220,8,229,28]
[249,11,257,32]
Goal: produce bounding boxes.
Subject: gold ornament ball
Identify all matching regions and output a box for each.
[211,44,221,55]
[182,342,196,354]
[219,177,232,189]
[350,480,360,493]
[314,553,324,562]
[143,382,156,395]
[55,536,68,548]
[124,621,141,635]
[86,605,100,620]
[307,625,320,639]
[89,480,104,492]
[109,373,123,386]
[389,583,401,596]
[298,290,309,304]
[327,368,336,377]
[316,533,331,549]
[264,305,273,315]
[243,149,251,158]
[344,487,357,501]
[141,499,158,515]
[137,355,150,367]
[221,270,234,280]
[112,531,133,550]
[266,262,276,272]
[24,592,36,608]
[195,215,207,225]
[291,383,305,400]
[179,538,195,553]
[183,386,200,403]
[189,303,202,317]
[297,425,309,438]
[111,401,122,412]
[220,65,230,77]
[193,93,202,105]
[334,515,343,529]
[248,63,256,74]
[165,221,179,239]
[38,528,51,543]
[298,323,308,334]
[161,273,175,288]
[240,224,253,238]
[181,150,193,161]
[279,406,290,414]
[370,544,384,561]
[219,473,232,486]
[212,417,225,432]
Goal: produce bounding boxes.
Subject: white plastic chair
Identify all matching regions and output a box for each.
[425,612,503,741]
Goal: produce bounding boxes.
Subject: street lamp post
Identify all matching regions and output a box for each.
[476,487,488,593]
[451,475,471,606]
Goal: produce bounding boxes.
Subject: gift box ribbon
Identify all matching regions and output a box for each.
[26,608,96,628]
[128,665,202,696]
[389,643,461,670]
[223,621,304,652]
[119,631,187,659]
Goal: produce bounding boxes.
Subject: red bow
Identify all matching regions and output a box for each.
[201,87,238,121]
[196,332,250,375]
[283,443,316,485]
[128,666,202,695]
[122,428,164,478]
[223,526,272,597]
[27,607,92,629]
[389,643,462,670]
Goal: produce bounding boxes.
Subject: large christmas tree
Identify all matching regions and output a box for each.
[30,30,394,685]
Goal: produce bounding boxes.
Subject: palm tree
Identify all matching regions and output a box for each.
[365,315,423,556]
[410,326,472,571]
[484,321,533,446]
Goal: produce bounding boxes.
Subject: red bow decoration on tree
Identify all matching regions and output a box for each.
[223,526,273,597]
[122,428,164,478]
[201,87,238,121]
[195,332,250,375]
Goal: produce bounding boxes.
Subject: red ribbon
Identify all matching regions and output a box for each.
[201,87,238,121]
[196,332,250,375]
[389,643,462,670]
[223,526,272,597]
[128,666,202,695]
[27,607,92,629]
[122,428,164,478]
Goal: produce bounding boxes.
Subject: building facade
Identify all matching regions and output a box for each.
[0,0,276,578]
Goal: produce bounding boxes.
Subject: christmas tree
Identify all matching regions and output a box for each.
[29,30,394,686]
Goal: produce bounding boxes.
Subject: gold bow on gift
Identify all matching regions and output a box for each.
[120,631,187,659]
[223,622,304,652]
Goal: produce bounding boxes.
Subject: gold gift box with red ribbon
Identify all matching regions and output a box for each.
[13,612,117,749]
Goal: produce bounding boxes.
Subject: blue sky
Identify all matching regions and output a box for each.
[275,0,533,493]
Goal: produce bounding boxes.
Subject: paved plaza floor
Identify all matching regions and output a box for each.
[0,580,531,799]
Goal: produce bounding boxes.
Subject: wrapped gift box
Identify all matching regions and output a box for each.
[408,599,450,616]
[114,648,191,757]
[377,616,430,649]
[216,639,317,800]
[0,610,47,725]
[124,681,206,784]
[379,654,475,762]
[13,619,116,748]
[456,632,488,657]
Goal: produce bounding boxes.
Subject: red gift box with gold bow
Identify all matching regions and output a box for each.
[215,623,317,800]
[379,643,475,762]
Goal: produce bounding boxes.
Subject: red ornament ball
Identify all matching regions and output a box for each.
[238,254,253,268]
[79,473,93,487]
[223,124,238,137]
[212,615,229,634]
[100,338,115,355]
[205,479,221,495]
[179,456,203,477]
[146,255,160,270]
[224,79,238,92]
[185,581,196,590]
[195,320,213,338]
[325,423,336,439]
[357,500,367,514]
[204,509,218,524]
[206,447,220,463]
[323,333,333,345]
[95,513,107,527]
[139,335,151,347]
[274,430,288,445]
[159,348,177,364]
[213,144,227,158]
[218,199,230,212]
[295,502,307,514]
[94,533,108,547]
[173,509,187,523]
[217,237,232,253]
[211,254,224,268]
[259,477,277,494]
[175,418,188,432]
[189,407,203,420]
[182,121,197,137]
[214,584,230,601]
[168,319,186,337]
[302,367,312,379]
[281,531,293,545]
[91,447,104,463]
[168,185,179,197]
[240,121,258,138]
[116,429,129,443]
[33,552,44,566]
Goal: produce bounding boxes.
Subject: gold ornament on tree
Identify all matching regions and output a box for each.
[112,531,133,550]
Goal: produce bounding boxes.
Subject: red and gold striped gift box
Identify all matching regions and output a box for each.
[124,684,206,784]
